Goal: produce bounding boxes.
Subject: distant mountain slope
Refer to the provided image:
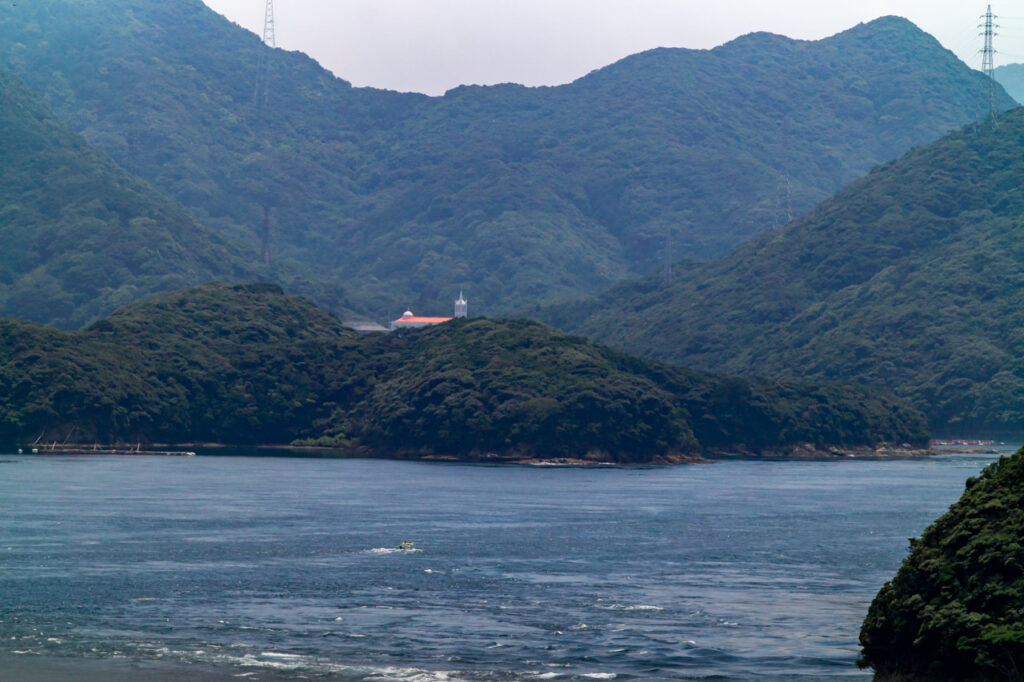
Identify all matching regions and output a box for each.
[0,68,254,328]
[0,283,928,459]
[0,2,1010,317]
[549,109,1024,435]
[995,63,1024,104]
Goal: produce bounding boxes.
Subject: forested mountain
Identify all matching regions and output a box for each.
[0,283,928,460]
[545,109,1024,435]
[995,63,1024,103]
[0,67,254,329]
[0,1,1009,317]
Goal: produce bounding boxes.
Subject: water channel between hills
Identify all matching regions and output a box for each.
[0,447,1015,681]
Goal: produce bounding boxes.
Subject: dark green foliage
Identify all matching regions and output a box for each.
[0,283,356,446]
[334,320,700,460]
[860,448,1024,680]
[0,284,927,460]
[0,2,1009,317]
[0,68,257,328]
[548,108,1024,436]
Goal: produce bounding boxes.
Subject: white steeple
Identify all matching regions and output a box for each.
[454,290,468,318]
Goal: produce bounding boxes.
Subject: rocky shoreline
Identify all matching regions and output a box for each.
[135,442,938,465]
[706,443,940,461]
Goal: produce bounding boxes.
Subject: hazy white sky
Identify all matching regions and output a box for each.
[201,1,1022,95]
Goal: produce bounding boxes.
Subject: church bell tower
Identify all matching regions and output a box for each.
[454,291,468,318]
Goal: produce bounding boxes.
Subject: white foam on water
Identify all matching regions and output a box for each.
[231,654,304,670]
[582,674,617,680]
[224,653,472,682]
[366,547,422,554]
[599,603,663,611]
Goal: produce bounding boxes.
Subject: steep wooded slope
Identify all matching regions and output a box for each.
[0,284,928,459]
[548,109,1024,434]
[861,449,1024,679]
[0,68,253,328]
[0,2,1009,316]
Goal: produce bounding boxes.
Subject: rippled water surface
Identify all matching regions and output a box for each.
[0,449,1013,680]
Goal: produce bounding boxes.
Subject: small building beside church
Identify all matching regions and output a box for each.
[345,321,390,334]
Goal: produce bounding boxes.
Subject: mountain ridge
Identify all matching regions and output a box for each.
[544,108,1024,435]
[0,2,1009,320]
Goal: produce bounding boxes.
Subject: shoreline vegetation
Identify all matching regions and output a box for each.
[0,283,930,464]
[16,441,941,465]
[860,447,1024,680]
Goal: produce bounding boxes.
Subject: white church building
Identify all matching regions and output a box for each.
[391,291,468,330]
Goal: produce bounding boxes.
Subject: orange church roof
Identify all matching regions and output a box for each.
[393,316,452,324]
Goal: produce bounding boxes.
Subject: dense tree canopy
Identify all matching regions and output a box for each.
[0,284,928,461]
[0,68,255,328]
[861,447,1024,680]
[545,108,1024,436]
[0,2,1009,318]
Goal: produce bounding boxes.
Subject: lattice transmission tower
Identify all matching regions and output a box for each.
[253,0,277,266]
[980,4,998,122]
[254,0,276,114]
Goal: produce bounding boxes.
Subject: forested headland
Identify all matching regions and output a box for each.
[0,284,929,462]
[861,447,1024,680]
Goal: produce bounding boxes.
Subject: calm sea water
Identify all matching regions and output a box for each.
[0,449,1013,680]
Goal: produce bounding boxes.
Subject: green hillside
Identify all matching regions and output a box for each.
[0,2,1009,317]
[548,108,1024,435]
[0,67,255,328]
[860,448,1024,679]
[995,63,1024,104]
[0,283,928,461]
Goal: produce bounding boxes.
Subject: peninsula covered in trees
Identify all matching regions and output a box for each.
[0,284,929,462]
[860,447,1024,680]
